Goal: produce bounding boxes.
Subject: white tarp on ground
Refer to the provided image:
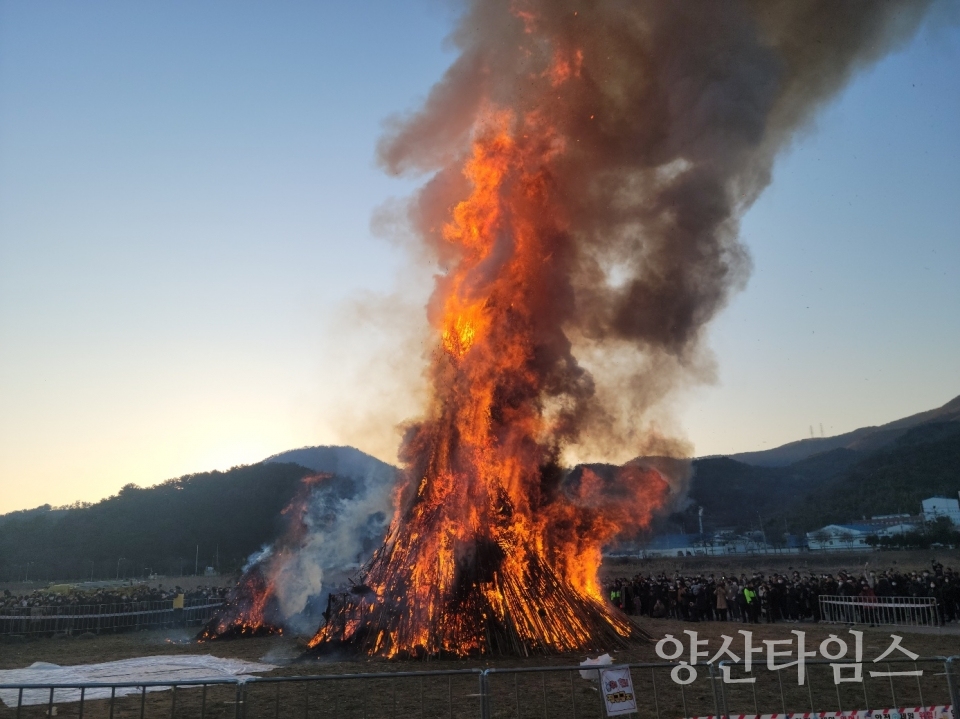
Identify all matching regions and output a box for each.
[0,655,277,707]
[578,652,613,680]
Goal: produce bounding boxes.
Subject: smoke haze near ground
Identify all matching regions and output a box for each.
[236,468,396,635]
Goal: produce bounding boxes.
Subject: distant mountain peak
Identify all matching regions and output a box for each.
[263,445,398,483]
[726,393,960,467]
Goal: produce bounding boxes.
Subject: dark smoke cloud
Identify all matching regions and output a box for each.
[379,0,935,462]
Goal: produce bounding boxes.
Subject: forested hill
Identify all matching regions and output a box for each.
[784,421,960,529]
[0,462,318,583]
[678,420,960,534]
[3,417,958,583]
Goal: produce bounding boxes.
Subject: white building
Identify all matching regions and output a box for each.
[806,520,916,551]
[921,496,960,526]
[621,531,801,558]
[806,524,875,551]
[806,496,960,551]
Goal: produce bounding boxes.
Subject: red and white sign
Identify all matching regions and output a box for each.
[600,666,638,717]
[689,706,954,719]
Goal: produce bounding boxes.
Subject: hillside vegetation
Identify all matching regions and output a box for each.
[1,404,957,583]
[784,421,960,529]
[680,421,960,534]
[0,463,314,582]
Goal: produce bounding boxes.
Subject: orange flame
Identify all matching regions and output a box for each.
[198,568,283,640]
[308,107,669,657]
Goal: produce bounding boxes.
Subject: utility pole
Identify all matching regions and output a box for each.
[195,545,199,576]
[758,513,768,548]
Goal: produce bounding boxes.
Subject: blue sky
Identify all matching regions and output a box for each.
[1,2,958,513]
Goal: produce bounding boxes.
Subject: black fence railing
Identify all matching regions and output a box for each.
[0,657,957,719]
[0,598,222,637]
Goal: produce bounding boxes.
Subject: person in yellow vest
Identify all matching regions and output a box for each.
[742,584,760,623]
[610,583,622,608]
[172,592,185,626]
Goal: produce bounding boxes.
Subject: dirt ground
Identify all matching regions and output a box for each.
[3,550,959,718]
[3,617,958,671]
[2,619,958,719]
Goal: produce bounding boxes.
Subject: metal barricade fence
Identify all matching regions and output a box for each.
[947,657,960,718]
[0,677,241,719]
[0,598,222,637]
[0,657,957,719]
[819,595,941,626]
[242,669,485,719]
[476,658,960,719]
[0,670,485,719]
[481,661,724,719]
[715,657,960,719]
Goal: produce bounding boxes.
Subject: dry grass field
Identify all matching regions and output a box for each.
[2,617,958,718]
[2,549,959,718]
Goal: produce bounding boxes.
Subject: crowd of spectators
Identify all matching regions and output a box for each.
[0,584,227,614]
[606,559,960,624]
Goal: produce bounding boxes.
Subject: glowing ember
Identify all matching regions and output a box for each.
[198,567,283,640]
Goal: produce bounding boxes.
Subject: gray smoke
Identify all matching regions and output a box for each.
[379,0,937,464]
[244,448,397,634]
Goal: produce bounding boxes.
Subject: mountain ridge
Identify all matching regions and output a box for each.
[724,394,960,467]
[2,395,957,581]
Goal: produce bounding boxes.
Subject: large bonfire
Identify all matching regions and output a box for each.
[307,110,670,657]
[205,0,935,658]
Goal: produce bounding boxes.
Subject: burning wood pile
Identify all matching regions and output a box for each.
[303,104,674,657]
[199,472,364,642]
[198,568,283,640]
[311,537,646,658]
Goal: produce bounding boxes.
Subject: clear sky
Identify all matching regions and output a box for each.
[1,2,958,514]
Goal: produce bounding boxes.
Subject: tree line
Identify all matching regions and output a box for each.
[0,462,314,583]
[678,421,960,535]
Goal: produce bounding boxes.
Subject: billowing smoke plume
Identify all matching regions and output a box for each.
[382,0,934,464]
[217,1,940,656]
[261,471,395,634]
[305,1,938,658]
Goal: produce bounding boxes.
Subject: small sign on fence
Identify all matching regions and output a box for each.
[600,665,638,717]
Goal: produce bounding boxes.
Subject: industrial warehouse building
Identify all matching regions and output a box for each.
[805,495,960,551]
